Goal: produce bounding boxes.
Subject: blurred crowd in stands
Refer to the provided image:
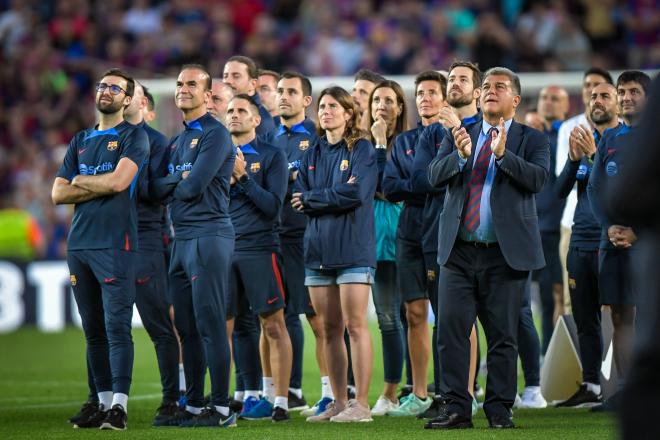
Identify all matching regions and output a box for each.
[0,0,658,259]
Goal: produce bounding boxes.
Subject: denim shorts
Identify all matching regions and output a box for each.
[304,266,375,286]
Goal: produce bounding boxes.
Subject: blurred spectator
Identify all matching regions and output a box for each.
[0,0,647,259]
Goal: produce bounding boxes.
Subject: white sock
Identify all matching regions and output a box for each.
[178,363,186,392]
[98,391,113,411]
[111,393,128,412]
[274,395,288,410]
[186,405,202,415]
[289,388,303,399]
[263,377,275,402]
[525,386,540,392]
[348,385,356,396]
[585,382,601,395]
[234,391,244,402]
[321,376,333,399]
[245,390,260,399]
[215,405,229,416]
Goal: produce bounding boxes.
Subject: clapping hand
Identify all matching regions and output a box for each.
[490,117,507,159]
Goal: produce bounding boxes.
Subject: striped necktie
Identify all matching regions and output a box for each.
[462,127,498,233]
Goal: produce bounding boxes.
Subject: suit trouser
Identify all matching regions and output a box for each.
[566,247,602,384]
[68,249,135,396]
[169,236,233,408]
[437,240,527,419]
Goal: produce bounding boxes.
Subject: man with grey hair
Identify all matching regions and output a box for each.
[207,80,234,126]
[426,67,550,430]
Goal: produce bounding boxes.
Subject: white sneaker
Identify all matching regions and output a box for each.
[370,396,398,416]
[517,386,547,409]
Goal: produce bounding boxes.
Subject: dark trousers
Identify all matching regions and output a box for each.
[424,252,441,394]
[68,249,135,395]
[372,261,405,383]
[134,249,180,402]
[169,236,233,408]
[437,241,527,419]
[233,310,262,391]
[518,276,541,387]
[534,231,562,354]
[567,247,603,384]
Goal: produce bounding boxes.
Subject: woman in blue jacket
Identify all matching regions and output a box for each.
[292,86,377,423]
[364,80,410,416]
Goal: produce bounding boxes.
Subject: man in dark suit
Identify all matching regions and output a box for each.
[424,67,550,430]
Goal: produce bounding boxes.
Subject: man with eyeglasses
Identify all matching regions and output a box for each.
[52,68,149,430]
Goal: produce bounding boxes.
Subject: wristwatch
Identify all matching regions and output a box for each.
[375,144,387,150]
[238,174,249,184]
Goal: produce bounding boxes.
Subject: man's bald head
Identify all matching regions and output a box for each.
[538,85,569,123]
[207,80,234,125]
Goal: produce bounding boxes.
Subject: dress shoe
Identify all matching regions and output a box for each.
[424,412,473,429]
[488,413,515,429]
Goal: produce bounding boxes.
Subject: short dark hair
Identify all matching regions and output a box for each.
[259,69,281,83]
[354,68,386,85]
[100,68,135,97]
[227,55,259,79]
[617,70,651,94]
[414,70,447,99]
[483,67,521,96]
[180,64,212,90]
[280,71,312,96]
[230,93,260,115]
[448,60,482,90]
[584,67,613,85]
[143,87,155,111]
[447,60,483,89]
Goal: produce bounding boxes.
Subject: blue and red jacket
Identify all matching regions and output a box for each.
[294,137,377,269]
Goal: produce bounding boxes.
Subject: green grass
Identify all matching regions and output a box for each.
[0,325,616,439]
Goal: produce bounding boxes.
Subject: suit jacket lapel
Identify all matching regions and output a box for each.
[504,121,523,156]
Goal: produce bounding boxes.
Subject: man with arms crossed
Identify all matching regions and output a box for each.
[151,64,236,428]
[52,68,148,430]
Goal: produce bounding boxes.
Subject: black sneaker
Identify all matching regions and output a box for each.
[153,401,179,427]
[181,407,237,428]
[287,390,309,411]
[68,400,99,424]
[72,404,106,429]
[555,384,602,408]
[99,404,127,430]
[272,406,290,423]
[229,398,243,413]
[165,408,197,426]
[417,396,449,419]
[591,390,622,413]
[397,385,413,401]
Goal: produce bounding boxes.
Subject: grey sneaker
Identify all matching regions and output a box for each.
[306,401,343,423]
[330,399,373,423]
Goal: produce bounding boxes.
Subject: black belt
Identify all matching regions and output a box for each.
[458,238,499,249]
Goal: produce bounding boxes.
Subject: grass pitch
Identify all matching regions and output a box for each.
[0,325,616,439]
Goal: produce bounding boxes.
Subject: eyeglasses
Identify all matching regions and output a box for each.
[96,82,127,96]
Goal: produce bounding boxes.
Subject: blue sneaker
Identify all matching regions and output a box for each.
[240,396,260,416]
[301,397,333,417]
[240,397,273,420]
[177,393,188,409]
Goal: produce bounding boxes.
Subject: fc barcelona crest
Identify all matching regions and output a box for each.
[299,140,309,151]
[107,141,118,151]
[340,160,349,171]
[250,162,261,173]
[70,275,77,286]
[190,138,199,148]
